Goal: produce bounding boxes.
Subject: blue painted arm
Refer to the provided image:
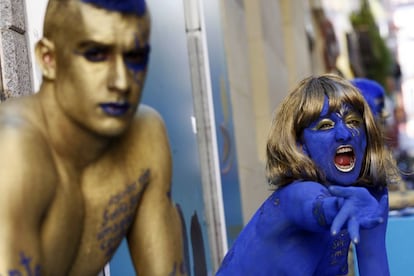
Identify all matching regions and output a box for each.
[355,188,390,276]
[281,181,342,232]
[283,182,386,240]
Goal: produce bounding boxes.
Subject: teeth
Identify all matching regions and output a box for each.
[336,147,352,154]
[335,162,355,172]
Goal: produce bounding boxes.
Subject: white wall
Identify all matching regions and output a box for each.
[24,0,48,91]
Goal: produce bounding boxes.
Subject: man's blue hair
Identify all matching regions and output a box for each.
[81,0,146,16]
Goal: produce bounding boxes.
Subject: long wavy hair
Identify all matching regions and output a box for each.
[266,74,396,189]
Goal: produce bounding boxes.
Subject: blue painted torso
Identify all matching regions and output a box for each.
[216,183,351,276]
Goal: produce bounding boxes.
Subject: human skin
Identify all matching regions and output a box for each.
[0,1,186,275]
[301,97,367,187]
[216,96,389,276]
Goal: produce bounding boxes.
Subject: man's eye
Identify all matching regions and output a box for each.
[124,51,147,64]
[83,47,110,62]
[124,46,150,67]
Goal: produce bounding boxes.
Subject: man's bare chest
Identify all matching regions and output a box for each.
[83,168,151,258]
[42,167,151,275]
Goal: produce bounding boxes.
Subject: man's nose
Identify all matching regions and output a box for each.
[108,56,130,93]
[335,122,352,142]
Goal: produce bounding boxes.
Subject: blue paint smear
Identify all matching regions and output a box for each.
[81,0,146,16]
[125,42,150,73]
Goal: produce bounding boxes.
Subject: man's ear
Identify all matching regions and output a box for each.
[35,38,56,80]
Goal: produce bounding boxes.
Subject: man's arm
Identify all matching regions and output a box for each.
[127,110,186,276]
[0,124,55,275]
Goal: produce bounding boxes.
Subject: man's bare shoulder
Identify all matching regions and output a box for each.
[0,97,46,143]
[0,95,44,128]
[122,104,169,146]
[0,96,57,201]
[109,104,171,185]
[134,104,166,127]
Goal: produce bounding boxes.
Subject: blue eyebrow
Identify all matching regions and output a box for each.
[81,0,146,16]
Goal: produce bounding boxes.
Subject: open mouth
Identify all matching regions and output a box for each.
[334,146,355,172]
[100,102,130,116]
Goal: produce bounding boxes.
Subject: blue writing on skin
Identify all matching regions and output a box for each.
[97,169,150,256]
[312,194,328,227]
[168,261,186,276]
[6,252,41,276]
[81,0,146,16]
[169,262,177,276]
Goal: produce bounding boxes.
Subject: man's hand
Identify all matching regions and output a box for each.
[329,186,388,244]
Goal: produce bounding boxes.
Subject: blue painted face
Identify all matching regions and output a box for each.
[301,97,367,186]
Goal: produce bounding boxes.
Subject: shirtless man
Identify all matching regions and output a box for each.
[0,0,186,275]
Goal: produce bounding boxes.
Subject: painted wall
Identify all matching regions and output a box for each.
[24,0,214,274]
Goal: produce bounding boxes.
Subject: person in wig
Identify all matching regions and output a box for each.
[0,0,187,275]
[217,74,396,276]
[352,77,414,210]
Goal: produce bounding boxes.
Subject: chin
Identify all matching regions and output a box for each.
[100,128,127,137]
[329,174,360,186]
[93,120,131,137]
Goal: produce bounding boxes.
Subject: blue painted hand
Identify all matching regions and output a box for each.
[329,185,388,243]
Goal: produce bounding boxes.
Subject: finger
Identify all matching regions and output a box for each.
[329,186,358,198]
[330,203,350,235]
[347,217,360,244]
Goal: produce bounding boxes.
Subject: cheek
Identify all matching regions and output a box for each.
[131,70,147,87]
[303,131,333,155]
[308,145,331,166]
[355,128,367,151]
[303,132,336,166]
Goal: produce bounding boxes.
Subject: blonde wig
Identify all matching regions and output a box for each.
[266,74,396,189]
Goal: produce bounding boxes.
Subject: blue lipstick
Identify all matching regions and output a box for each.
[100,102,130,116]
